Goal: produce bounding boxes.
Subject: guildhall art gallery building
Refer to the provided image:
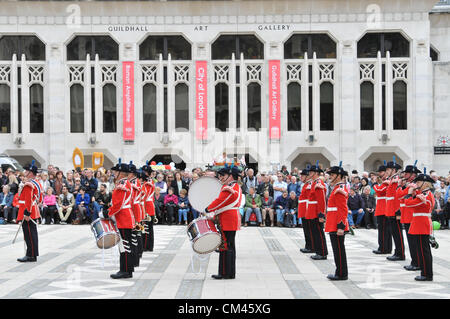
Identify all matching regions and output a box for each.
[0,0,449,174]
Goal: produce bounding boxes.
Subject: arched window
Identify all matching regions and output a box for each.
[357,32,410,58]
[393,81,407,130]
[143,83,157,132]
[319,82,333,131]
[67,36,119,61]
[284,34,336,59]
[215,83,229,132]
[287,82,301,131]
[30,84,44,133]
[0,35,45,60]
[212,35,264,60]
[175,83,189,130]
[0,84,10,133]
[360,82,374,130]
[102,83,117,132]
[70,84,84,133]
[140,35,191,60]
[247,82,261,131]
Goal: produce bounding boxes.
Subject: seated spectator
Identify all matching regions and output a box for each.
[154,187,165,223]
[58,186,75,224]
[257,174,274,198]
[361,186,377,229]
[74,187,90,225]
[261,190,274,227]
[244,187,263,227]
[273,173,288,201]
[0,185,14,223]
[432,190,446,229]
[274,190,289,227]
[177,188,190,225]
[7,173,19,195]
[164,187,178,225]
[347,187,365,228]
[92,184,112,221]
[156,174,168,196]
[285,191,299,228]
[42,187,58,224]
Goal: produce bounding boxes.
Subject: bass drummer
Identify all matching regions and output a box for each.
[204,165,243,280]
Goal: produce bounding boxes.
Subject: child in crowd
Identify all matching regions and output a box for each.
[178,188,190,225]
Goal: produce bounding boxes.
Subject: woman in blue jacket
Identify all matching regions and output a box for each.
[74,187,90,224]
[274,190,289,227]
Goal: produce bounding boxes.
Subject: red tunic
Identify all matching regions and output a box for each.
[297,181,311,219]
[305,179,326,220]
[385,175,400,217]
[396,186,413,224]
[325,183,350,233]
[404,190,435,235]
[130,178,143,223]
[207,181,242,231]
[373,182,388,216]
[142,181,155,217]
[17,180,42,221]
[108,178,135,229]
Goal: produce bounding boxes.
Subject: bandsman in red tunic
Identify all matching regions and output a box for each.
[128,161,143,267]
[397,164,422,271]
[103,160,135,279]
[298,167,314,254]
[385,159,405,261]
[305,163,328,260]
[325,165,349,281]
[17,161,42,262]
[141,163,155,252]
[205,166,242,280]
[372,163,392,255]
[404,170,436,281]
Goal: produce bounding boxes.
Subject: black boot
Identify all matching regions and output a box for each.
[110,271,133,279]
[17,256,37,262]
[327,274,348,281]
[414,276,432,282]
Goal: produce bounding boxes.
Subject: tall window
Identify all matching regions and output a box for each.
[212,35,264,60]
[215,83,229,132]
[0,35,45,60]
[175,83,189,130]
[30,84,44,133]
[287,82,301,131]
[70,84,84,133]
[320,82,334,131]
[102,84,116,132]
[393,81,407,130]
[357,32,410,58]
[143,84,157,132]
[140,35,191,60]
[284,34,336,59]
[360,82,374,130]
[0,84,10,133]
[247,82,261,131]
[67,36,118,61]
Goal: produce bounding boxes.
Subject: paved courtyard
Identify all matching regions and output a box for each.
[0,223,449,299]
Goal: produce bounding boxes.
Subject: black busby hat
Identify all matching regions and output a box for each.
[413,167,434,184]
[23,160,39,175]
[403,160,421,175]
[327,161,345,176]
[377,160,387,172]
[300,168,309,176]
[309,160,324,173]
[141,161,153,174]
[128,161,137,175]
[386,156,402,170]
[111,158,129,173]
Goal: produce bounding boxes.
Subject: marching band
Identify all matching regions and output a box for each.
[13,157,438,283]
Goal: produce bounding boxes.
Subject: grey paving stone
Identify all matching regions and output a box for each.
[123,279,159,299]
[145,253,176,273]
[175,279,204,299]
[272,254,300,274]
[4,279,52,298]
[7,253,60,273]
[263,238,285,252]
[49,253,97,273]
[286,280,320,299]
[329,280,372,299]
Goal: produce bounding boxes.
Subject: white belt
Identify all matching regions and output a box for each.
[19,200,25,204]
[299,200,308,203]
[122,205,131,209]
[400,204,405,207]
[413,213,431,217]
[145,199,154,202]
[376,197,386,201]
[386,197,394,200]
[327,207,337,212]
[308,201,318,204]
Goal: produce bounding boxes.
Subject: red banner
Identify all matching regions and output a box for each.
[269,60,281,140]
[196,61,208,140]
[122,61,135,141]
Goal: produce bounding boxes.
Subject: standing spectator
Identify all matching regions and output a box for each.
[177,188,190,225]
[0,185,13,223]
[242,169,258,195]
[66,171,75,193]
[287,176,301,197]
[291,167,300,178]
[53,171,66,196]
[431,172,441,193]
[58,186,74,224]
[351,176,362,193]
[92,184,111,221]
[281,165,289,176]
[244,187,263,227]
[285,191,299,228]
[0,168,7,187]
[361,186,377,229]
[153,187,165,223]
[7,172,19,195]
[74,187,90,225]
[360,177,373,196]
[171,171,188,196]
[164,187,178,225]
[155,173,168,196]
[347,187,366,228]
[257,174,274,198]
[42,187,58,224]
[97,173,113,194]
[82,169,98,199]
[274,190,289,227]
[40,171,51,193]
[261,190,274,227]
[273,173,288,201]
[432,191,446,229]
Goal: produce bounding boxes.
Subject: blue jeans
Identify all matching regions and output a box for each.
[348,209,365,226]
[245,208,262,223]
[178,208,189,222]
[276,208,285,223]
[92,202,103,221]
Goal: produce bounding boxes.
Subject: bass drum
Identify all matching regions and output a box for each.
[188,176,222,213]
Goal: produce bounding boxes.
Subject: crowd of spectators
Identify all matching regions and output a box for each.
[0,164,449,231]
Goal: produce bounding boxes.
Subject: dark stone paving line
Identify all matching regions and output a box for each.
[0,226,61,248]
[3,279,52,298]
[175,279,204,299]
[186,254,210,274]
[49,253,97,273]
[7,252,60,273]
[285,280,320,299]
[123,279,159,299]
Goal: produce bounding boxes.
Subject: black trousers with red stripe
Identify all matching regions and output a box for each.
[218,231,236,277]
[403,223,418,267]
[143,219,154,251]
[302,218,313,251]
[22,219,39,258]
[376,215,392,253]
[329,233,348,278]
[414,234,433,279]
[388,216,405,258]
[131,229,140,267]
[118,228,134,273]
[310,218,328,257]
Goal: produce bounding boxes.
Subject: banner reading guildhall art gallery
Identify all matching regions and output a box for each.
[122,61,135,142]
[196,61,208,141]
[269,60,281,140]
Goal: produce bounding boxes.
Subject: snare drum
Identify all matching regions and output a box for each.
[187,217,222,254]
[90,218,121,249]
